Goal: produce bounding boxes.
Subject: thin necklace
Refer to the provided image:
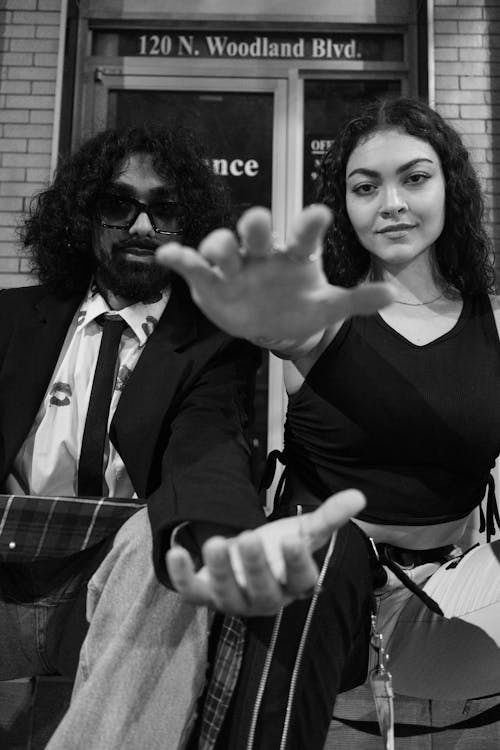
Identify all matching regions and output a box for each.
[393,292,445,306]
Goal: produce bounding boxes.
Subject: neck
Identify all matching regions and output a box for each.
[94,278,131,310]
[370,254,444,305]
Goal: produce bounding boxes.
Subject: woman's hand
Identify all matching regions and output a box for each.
[166,489,366,616]
[157,205,394,351]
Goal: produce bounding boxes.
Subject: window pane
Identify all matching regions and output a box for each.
[303,79,401,206]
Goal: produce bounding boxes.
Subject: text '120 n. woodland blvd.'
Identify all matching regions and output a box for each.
[116,31,403,62]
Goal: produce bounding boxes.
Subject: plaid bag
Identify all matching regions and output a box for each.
[0,493,145,562]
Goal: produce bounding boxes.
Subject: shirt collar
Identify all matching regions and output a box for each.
[77,282,171,347]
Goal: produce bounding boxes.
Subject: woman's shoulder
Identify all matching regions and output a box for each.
[488,293,500,339]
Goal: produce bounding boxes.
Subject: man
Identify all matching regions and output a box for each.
[0,124,381,750]
[1,124,268,749]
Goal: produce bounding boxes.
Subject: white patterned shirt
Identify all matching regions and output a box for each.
[5,283,170,499]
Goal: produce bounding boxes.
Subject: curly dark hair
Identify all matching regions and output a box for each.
[21,124,230,297]
[316,96,495,294]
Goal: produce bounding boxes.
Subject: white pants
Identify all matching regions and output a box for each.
[376,538,500,700]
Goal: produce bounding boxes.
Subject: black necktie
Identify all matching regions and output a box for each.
[78,315,126,497]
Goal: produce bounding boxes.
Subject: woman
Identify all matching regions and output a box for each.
[158,97,500,749]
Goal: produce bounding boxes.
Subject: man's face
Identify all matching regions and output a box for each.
[92,152,180,305]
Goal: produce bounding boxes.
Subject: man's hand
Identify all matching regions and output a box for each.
[166,489,365,616]
[156,205,394,350]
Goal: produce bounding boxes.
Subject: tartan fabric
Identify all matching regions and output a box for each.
[0,493,145,562]
[199,615,246,750]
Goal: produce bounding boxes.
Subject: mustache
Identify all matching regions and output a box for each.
[112,238,160,253]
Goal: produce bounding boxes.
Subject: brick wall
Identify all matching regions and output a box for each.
[0,0,61,288]
[434,0,500,274]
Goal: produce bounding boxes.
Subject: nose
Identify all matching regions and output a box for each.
[129,210,155,237]
[380,186,408,219]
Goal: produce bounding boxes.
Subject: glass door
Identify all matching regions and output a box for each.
[86,69,407,506]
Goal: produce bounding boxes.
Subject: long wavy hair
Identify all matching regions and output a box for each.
[316,97,495,293]
[21,124,229,297]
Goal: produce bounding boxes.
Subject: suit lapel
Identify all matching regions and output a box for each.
[0,292,80,477]
[110,282,199,498]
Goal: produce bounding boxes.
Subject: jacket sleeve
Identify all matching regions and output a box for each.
[147,335,267,587]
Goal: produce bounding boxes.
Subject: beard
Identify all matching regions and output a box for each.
[95,238,172,304]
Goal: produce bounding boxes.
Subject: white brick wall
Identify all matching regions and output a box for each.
[0,0,60,288]
[434,0,500,271]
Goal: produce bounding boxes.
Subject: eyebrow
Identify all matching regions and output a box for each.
[347,157,435,180]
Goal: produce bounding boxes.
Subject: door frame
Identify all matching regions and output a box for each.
[82,63,410,508]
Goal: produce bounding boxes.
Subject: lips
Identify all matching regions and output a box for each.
[115,240,159,258]
[377,224,416,234]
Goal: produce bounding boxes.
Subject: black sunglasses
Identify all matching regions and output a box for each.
[95,193,184,236]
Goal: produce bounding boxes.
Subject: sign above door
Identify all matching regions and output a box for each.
[92,30,404,62]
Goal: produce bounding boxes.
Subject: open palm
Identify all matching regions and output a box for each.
[157,205,394,346]
[166,489,366,616]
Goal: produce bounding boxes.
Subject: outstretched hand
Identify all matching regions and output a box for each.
[166,489,365,616]
[157,205,394,348]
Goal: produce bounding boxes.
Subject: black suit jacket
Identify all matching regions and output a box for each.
[0,281,264,584]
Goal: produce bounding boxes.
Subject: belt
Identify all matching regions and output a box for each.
[372,542,457,616]
[375,542,456,569]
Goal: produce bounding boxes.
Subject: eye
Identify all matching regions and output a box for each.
[150,201,184,232]
[405,172,430,186]
[352,183,377,196]
[150,201,181,221]
[98,195,135,223]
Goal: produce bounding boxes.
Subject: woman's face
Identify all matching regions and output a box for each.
[345,128,446,273]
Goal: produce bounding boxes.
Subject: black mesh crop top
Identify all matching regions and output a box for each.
[283,295,500,526]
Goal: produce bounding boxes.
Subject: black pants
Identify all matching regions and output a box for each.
[214,521,375,750]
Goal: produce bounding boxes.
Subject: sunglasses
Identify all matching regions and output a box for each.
[95,193,184,236]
